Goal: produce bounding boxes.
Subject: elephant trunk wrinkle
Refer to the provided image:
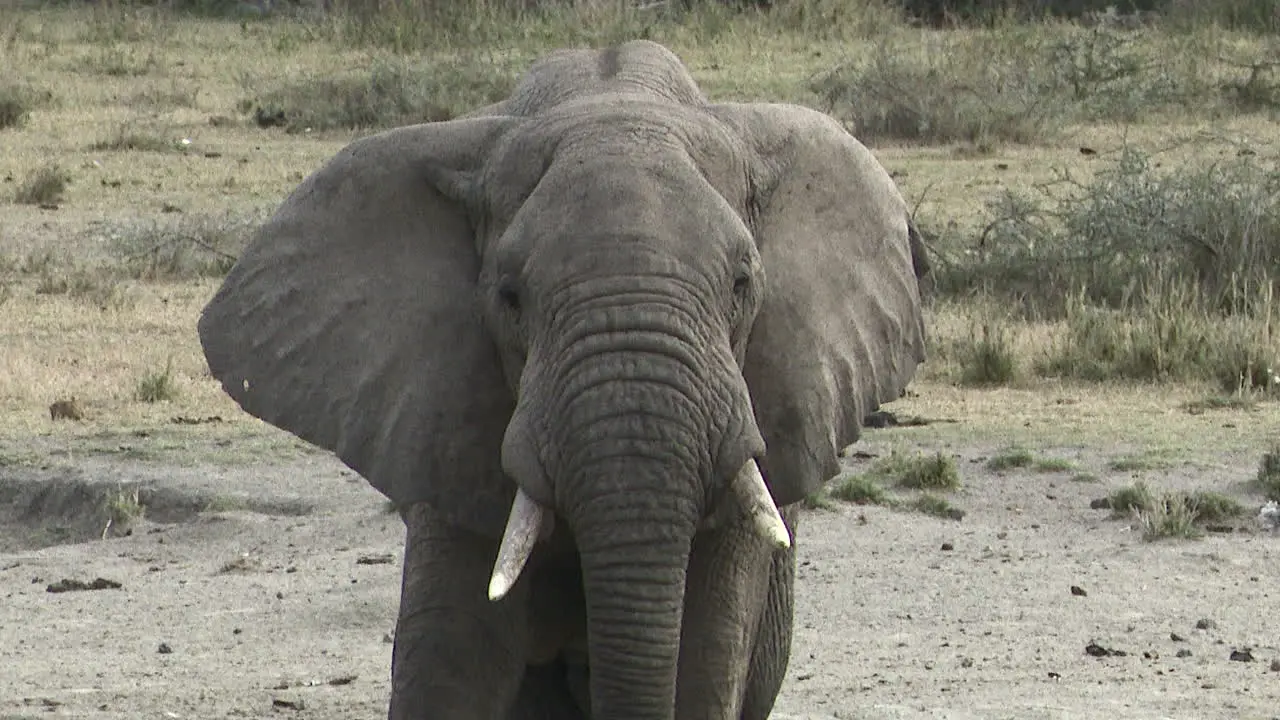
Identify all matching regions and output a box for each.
[542,330,714,481]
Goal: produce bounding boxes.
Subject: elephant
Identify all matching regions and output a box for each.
[197,39,926,720]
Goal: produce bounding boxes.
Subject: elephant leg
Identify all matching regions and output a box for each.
[739,507,800,720]
[390,502,529,720]
[674,518,778,719]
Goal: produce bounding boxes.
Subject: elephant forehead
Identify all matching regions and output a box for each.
[483,100,756,233]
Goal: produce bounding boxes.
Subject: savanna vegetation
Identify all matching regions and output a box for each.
[1,0,1277,537]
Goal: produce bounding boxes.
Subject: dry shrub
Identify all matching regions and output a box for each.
[0,85,32,129]
[103,212,263,280]
[245,55,517,132]
[13,165,70,205]
[812,29,1062,145]
[927,144,1280,387]
[937,147,1280,313]
[813,23,1246,146]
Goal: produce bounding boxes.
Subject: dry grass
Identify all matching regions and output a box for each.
[0,1,1276,474]
[1259,447,1280,501]
[1103,481,1248,540]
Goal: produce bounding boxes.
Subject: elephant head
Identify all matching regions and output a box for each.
[198,40,925,719]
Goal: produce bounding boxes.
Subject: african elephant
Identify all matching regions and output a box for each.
[197,39,925,720]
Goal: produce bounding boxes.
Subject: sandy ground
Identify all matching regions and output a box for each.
[2,415,1277,720]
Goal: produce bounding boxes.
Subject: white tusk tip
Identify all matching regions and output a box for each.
[487,574,514,602]
[758,513,792,549]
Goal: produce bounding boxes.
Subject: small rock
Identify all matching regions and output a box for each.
[1085,642,1127,658]
[1176,649,1192,658]
[356,553,395,566]
[960,657,974,668]
[46,578,122,593]
[1070,585,1087,597]
[1170,632,1186,642]
[1259,501,1279,532]
[940,542,954,551]
[1229,648,1255,662]
[1089,497,1111,510]
[157,643,173,654]
[272,698,304,711]
[328,674,357,686]
[1194,618,1217,631]
[1269,659,1279,672]
[276,591,284,600]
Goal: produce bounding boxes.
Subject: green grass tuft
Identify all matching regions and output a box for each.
[102,485,146,538]
[1108,453,1173,473]
[868,450,962,490]
[1137,493,1202,541]
[829,474,889,505]
[1105,482,1246,539]
[912,493,965,521]
[1107,481,1155,516]
[1186,491,1246,524]
[986,447,1075,473]
[987,447,1035,471]
[802,489,839,511]
[1033,456,1077,472]
[135,358,178,403]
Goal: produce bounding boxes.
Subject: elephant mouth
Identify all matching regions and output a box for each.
[485,456,789,601]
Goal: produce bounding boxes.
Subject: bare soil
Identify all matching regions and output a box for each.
[2,401,1276,720]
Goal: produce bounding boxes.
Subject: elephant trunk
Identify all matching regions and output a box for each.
[546,308,708,718]
[570,465,697,720]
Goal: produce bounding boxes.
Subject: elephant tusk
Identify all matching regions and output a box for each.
[738,460,792,550]
[488,488,547,602]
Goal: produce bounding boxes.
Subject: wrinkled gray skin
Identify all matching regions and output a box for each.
[198,40,926,720]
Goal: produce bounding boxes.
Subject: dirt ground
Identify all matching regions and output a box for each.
[2,388,1277,720]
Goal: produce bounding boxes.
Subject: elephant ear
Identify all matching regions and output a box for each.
[712,103,927,508]
[198,118,518,538]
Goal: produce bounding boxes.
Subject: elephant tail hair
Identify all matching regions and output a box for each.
[906,218,934,300]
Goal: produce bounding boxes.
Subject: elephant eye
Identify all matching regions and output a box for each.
[732,272,750,298]
[498,284,521,313]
